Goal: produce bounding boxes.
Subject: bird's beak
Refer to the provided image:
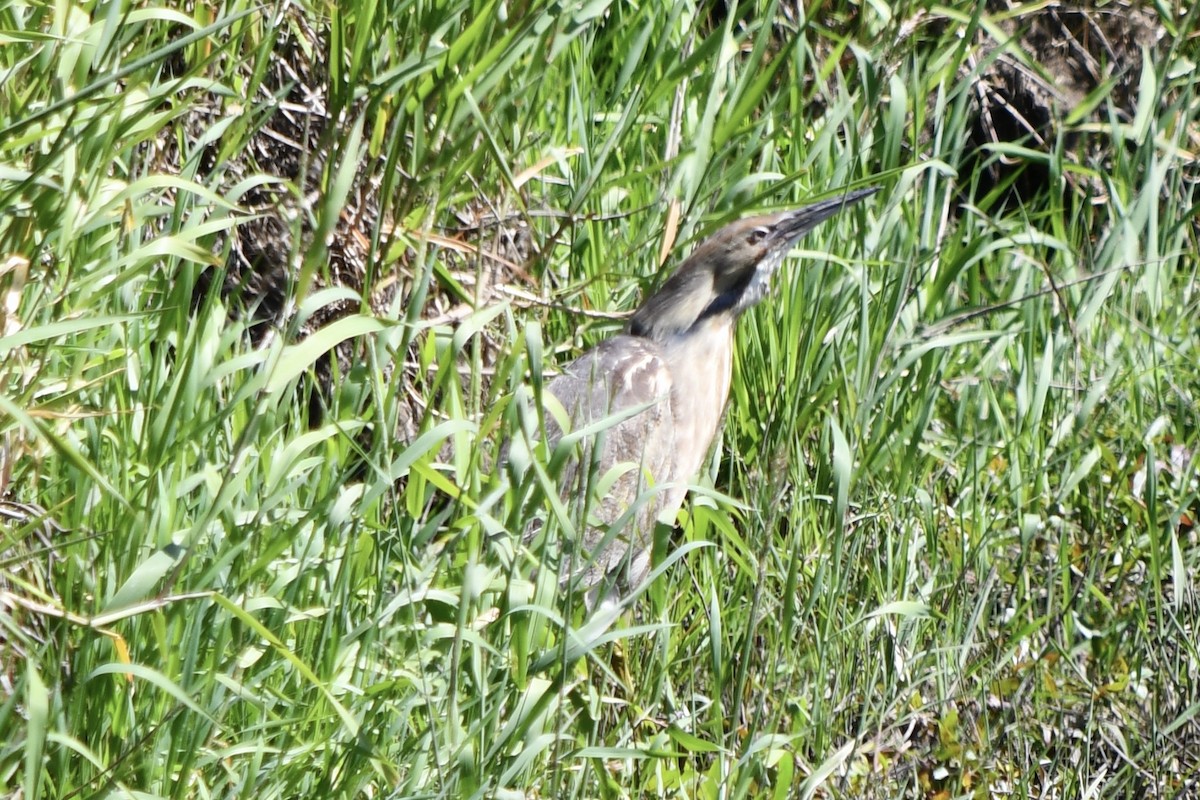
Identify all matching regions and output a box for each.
[769,187,879,246]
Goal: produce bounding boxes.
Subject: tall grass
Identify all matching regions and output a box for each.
[2,1,1198,798]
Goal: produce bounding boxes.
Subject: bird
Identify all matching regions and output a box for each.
[521,188,877,607]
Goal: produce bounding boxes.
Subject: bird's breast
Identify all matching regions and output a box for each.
[663,318,735,483]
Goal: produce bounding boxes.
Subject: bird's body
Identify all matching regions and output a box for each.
[533,189,876,602]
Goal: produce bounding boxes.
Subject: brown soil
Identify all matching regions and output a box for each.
[965,1,1168,206]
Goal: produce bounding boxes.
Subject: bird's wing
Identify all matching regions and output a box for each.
[547,335,671,433]
[537,335,676,588]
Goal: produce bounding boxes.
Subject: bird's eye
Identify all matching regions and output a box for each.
[747,228,767,246]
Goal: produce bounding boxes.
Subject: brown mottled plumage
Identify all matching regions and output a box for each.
[536,189,877,604]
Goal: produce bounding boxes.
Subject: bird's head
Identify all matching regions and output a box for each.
[628,188,877,341]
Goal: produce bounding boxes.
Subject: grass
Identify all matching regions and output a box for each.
[2,0,1199,797]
